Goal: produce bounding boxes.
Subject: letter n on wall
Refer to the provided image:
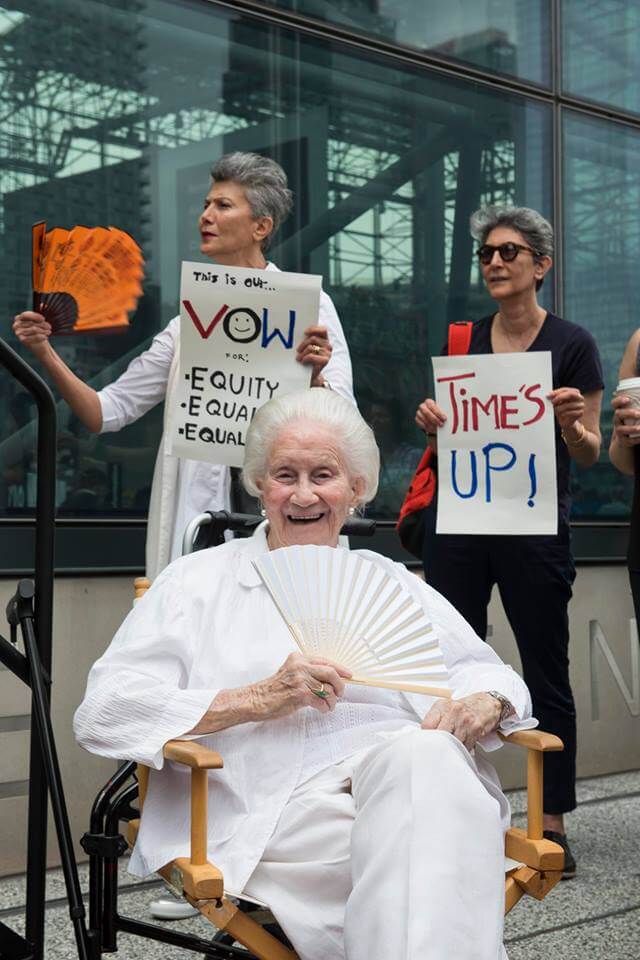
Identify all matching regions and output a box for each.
[589,619,640,720]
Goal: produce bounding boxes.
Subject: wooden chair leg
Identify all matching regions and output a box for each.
[511,865,562,902]
[192,896,298,960]
[526,748,544,840]
[191,768,208,865]
[505,875,525,914]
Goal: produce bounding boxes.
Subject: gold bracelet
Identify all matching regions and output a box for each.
[561,422,586,447]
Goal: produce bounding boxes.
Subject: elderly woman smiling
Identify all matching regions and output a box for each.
[74,389,534,960]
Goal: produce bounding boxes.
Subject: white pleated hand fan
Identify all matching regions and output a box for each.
[253,545,451,698]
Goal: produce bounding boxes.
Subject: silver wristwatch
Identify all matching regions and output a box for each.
[486,690,515,724]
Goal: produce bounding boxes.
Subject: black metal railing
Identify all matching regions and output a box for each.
[0,337,93,960]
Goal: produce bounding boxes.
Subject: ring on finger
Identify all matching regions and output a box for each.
[313,682,329,699]
[312,343,321,355]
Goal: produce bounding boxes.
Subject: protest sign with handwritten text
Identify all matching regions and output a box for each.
[168,262,320,467]
[433,352,557,535]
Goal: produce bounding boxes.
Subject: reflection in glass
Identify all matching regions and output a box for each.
[358,392,423,519]
[0,0,551,524]
[263,0,551,86]
[563,110,640,519]
[562,0,640,114]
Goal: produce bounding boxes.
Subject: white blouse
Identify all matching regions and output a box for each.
[97,264,354,564]
[74,528,535,894]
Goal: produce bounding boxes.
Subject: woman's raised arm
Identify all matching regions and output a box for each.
[13,311,103,432]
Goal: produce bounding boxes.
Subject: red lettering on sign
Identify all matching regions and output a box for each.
[500,395,519,429]
[521,383,545,426]
[183,300,229,339]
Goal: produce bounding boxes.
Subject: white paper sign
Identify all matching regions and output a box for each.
[168,262,320,467]
[433,352,557,535]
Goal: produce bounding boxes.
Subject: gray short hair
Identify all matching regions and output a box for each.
[210,152,293,251]
[470,205,553,289]
[243,390,380,504]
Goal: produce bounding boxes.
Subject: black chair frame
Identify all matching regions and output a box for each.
[83,760,262,958]
[0,337,94,960]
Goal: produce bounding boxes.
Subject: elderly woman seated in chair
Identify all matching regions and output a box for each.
[74,389,536,960]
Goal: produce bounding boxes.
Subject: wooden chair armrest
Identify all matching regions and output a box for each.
[134,742,225,901]
[499,729,563,752]
[160,739,224,879]
[163,739,224,769]
[499,728,564,841]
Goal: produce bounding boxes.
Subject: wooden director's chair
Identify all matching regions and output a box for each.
[121,589,564,958]
[83,516,565,959]
[125,734,564,958]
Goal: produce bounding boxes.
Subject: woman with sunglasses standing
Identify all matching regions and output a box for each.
[415,205,604,879]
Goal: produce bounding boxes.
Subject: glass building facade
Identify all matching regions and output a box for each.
[1,0,639,569]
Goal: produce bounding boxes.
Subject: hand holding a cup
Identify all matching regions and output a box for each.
[612,378,640,446]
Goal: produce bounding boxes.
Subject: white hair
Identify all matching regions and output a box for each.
[242,390,380,503]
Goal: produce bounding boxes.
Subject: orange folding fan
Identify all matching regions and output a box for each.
[32,221,144,335]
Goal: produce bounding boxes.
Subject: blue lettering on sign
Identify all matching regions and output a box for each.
[451,450,478,499]
[261,308,296,349]
[482,443,516,502]
[527,452,537,507]
[450,442,537,506]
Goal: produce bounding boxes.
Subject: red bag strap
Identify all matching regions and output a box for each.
[447,321,473,356]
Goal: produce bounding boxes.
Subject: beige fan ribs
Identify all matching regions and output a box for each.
[253,545,451,698]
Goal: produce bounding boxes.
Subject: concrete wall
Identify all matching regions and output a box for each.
[489,564,640,788]
[0,576,133,877]
[1,564,639,876]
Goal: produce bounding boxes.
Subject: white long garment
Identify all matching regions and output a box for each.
[244,729,509,960]
[97,263,354,575]
[73,527,535,897]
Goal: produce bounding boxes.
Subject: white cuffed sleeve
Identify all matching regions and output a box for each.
[73,561,218,769]
[318,290,355,404]
[98,317,179,433]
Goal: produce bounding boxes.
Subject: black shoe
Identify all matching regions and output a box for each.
[543,830,576,879]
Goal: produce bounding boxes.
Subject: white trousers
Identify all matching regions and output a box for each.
[244,728,508,960]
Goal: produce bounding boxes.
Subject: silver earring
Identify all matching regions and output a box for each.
[260,508,266,517]
[348,506,355,516]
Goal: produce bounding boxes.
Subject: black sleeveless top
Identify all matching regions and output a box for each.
[629,344,640,570]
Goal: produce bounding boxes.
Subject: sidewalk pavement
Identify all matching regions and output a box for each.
[1,769,638,959]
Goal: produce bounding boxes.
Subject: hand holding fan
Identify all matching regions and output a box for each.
[32,221,144,335]
[254,545,452,698]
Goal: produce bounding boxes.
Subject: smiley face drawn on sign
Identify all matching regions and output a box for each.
[223,307,261,343]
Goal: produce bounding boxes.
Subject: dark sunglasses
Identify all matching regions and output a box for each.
[476,242,539,265]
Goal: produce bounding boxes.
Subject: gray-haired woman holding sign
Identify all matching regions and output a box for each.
[415,205,604,878]
[13,152,354,578]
